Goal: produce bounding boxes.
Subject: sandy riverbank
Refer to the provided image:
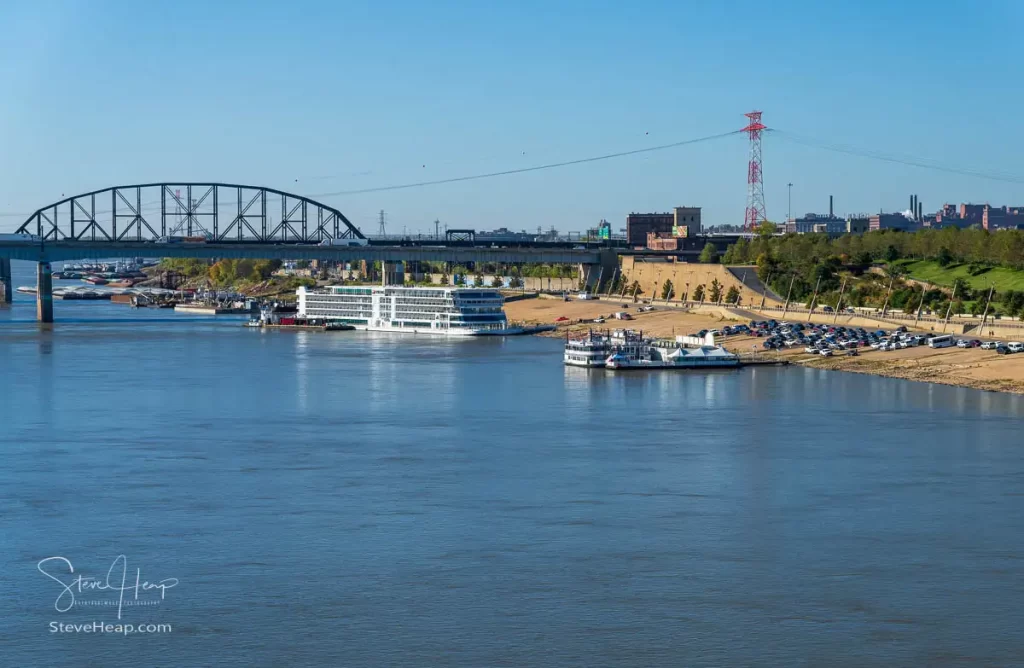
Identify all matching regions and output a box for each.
[503,295,1024,395]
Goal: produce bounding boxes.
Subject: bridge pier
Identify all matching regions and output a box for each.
[579,250,618,293]
[382,260,404,286]
[0,257,11,305]
[36,261,53,323]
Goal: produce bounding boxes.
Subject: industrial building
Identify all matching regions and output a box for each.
[869,213,919,232]
[846,217,870,234]
[783,196,845,235]
[983,205,1024,231]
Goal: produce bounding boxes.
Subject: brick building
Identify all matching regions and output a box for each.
[983,205,1024,231]
[626,212,673,247]
[627,206,702,247]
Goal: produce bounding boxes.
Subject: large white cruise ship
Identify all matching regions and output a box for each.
[296,284,523,336]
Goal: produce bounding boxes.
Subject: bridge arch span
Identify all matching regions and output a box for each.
[15,182,364,243]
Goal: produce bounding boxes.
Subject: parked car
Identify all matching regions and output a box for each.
[820,349,833,357]
[1009,342,1024,353]
[997,345,1011,355]
[956,339,969,349]
[981,341,1000,350]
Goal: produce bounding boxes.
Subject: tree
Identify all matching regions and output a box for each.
[509,276,523,288]
[692,284,705,302]
[473,274,484,287]
[699,242,720,264]
[1003,290,1024,319]
[660,279,674,300]
[709,278,723,304]
[725,285,740,304]
[722,245,737,265]
[756,220,779,238]
[936,246,954,267]
[885,245,901,262]
[491,276,504,288]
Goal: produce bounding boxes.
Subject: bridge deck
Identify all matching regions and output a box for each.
[0,241,607,264]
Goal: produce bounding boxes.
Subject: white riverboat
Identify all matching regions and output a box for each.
[296,284,523,336]
[564,331,613,367]
[605,340,740,370]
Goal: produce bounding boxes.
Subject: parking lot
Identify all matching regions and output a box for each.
[706,320,1024,358]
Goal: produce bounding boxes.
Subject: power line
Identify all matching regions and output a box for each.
[772,129,1024,185]
[304,130,745,197]
[0,131,742,219]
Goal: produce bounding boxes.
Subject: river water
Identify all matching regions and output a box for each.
[2,261,1024,667]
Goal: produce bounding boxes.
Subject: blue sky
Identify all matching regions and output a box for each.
[1,0,1021,234]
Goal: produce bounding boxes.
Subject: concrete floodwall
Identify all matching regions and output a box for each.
[617,258,783,306]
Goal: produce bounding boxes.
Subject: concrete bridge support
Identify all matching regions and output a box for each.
[0,257,11,304]
[382,260,404,286]
[37,261,53,323]
[578,250,619,293]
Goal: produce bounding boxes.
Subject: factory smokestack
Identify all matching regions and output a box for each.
[829,195,834,218]
[910,195,915,215]
[918,201,923,222]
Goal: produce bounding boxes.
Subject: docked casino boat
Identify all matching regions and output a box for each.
[296,284,523,336]
[565,329,740,370]
[604,341,740,370]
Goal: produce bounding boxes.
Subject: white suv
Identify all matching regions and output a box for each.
[1008,342,1024,353]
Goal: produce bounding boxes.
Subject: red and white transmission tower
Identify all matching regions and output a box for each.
[742,110,767,230]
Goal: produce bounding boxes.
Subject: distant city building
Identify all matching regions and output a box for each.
[960,203,985,222]
[673,207,701,238]
[627,207,701,246]
[786,213,846,235]
[847,217,870,234]
[626,212,673,247]
[646,232,681,251]
[983,205,1024,231]
[869,213,920,232]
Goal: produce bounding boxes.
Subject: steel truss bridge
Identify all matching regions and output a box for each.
[14,183,365,244]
